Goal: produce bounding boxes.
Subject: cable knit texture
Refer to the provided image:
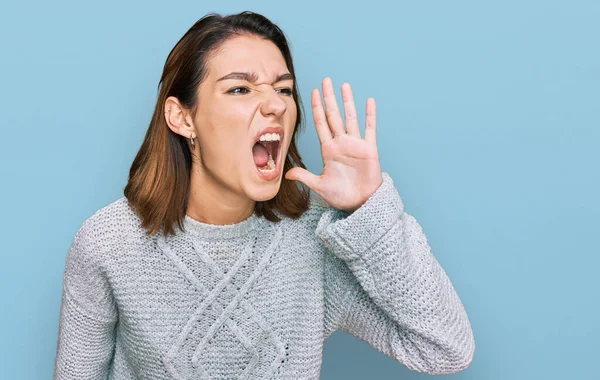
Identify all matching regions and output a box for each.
[53,172,475,379]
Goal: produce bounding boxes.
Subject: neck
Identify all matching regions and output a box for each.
[186,165,255,226]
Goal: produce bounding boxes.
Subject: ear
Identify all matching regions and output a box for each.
[164,96,196,139]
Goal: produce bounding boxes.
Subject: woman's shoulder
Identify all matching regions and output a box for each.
[88,195,138,220]
[73,196,148,250]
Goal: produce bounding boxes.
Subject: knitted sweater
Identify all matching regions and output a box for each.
[53,172,475,379]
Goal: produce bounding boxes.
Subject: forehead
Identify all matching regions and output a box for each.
[207,35,289,81]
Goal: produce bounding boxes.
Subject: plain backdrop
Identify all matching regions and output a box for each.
[0,1,598,379]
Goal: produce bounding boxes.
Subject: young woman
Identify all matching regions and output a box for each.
[53,11,475,380]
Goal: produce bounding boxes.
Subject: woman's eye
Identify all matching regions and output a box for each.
[228,87,250,95]
[277,88,293,96]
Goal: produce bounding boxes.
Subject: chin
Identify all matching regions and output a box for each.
[247,181,282,202]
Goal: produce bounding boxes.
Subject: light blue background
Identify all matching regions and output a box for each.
[1,1,598,379]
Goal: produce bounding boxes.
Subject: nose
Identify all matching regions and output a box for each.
[259,86,288,118]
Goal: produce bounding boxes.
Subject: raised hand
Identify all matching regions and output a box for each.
[285,77,383,213]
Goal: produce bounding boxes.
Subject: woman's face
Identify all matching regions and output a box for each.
[185,34,297,202]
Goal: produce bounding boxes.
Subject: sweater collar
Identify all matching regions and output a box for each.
[179,211,262,239]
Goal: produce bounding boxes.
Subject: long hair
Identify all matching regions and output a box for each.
[124,11,310,237]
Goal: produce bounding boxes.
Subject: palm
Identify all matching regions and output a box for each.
[285,78,383,213]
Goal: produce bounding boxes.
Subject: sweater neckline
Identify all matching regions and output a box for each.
[181,211,262,239]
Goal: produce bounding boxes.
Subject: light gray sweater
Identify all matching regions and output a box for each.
[53,172,475,379]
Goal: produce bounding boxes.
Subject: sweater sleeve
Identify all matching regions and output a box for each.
[53,219,118,380]
[317,172,475,374]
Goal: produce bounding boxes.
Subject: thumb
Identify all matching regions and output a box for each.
[285,168,320,191]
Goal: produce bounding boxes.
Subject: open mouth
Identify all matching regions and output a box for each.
[252,138,280,172]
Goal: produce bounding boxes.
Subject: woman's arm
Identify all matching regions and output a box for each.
[319,172,475,374]
[53,219,118,380]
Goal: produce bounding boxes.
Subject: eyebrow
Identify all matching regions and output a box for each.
[216,71,294,84]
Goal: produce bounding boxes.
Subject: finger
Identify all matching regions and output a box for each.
[365,98,377,144]
[311,88,333,142]
[285,167,321,193]
[321,77,345,137]
[341,82,360,138]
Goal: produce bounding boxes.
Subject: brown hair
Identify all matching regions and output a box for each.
[124,11,311,237]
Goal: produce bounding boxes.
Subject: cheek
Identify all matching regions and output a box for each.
[285,104,297,141]
[283,96,296,117]
[203,129,250,168]
[200,136,247,171]
[205,95,256,122]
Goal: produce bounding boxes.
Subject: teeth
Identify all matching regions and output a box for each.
[257,154,276,173]
[259,133,281,142]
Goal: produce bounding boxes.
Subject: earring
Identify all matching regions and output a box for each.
[190,133,195,149]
